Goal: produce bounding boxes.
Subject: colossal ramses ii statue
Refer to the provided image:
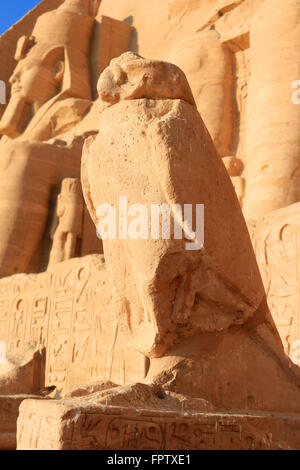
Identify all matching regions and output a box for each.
[0,0,101,276]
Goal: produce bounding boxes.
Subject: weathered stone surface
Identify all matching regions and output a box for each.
[83,54,264,359]
[0,342,45,395]
[167,30,233,157]
[0,0,299,452]
[0,342,47,450]
[222,156,245,206]
[82,53,300,414]
[0,394,45,450]
[250,202,300,364]
[17,394,300,450]
[49,178,84,266]
[98,52,196,107]
[0,0,129,277]
[0,255,147,395]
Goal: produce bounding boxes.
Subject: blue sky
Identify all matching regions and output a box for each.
[0,1,42,36]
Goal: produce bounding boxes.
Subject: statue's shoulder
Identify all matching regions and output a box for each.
[49,97,92,137]
[24,97,92,142]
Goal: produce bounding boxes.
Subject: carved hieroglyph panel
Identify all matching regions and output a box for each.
[231,47,251,163]
[0,255,146,395]
[17,400,300,450]
[250,202,300,364]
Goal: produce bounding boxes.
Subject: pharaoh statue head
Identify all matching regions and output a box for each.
[0,0,101,140]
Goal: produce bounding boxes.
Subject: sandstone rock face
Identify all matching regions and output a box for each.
[0,0,299,451]
[0,255,147,395]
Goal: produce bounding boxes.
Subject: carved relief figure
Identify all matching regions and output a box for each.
[49,178,84,266]
[250,207,300,359]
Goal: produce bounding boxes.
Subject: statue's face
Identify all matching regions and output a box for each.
[9,55,58,105]
[0,43,64,137]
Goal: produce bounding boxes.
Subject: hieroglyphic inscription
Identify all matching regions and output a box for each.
[46,267,74,392]
[0,255,146,394]
[18,405,290,450]
[30,294,50,347]
[67,263,94,392]
[250,203,300,359]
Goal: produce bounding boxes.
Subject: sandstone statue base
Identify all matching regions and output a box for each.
[17,393,300,450]
[0,394,46,450]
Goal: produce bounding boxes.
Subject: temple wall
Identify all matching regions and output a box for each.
[0,255,147,395]
[250,202,300,365]
[0,228,299,399]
